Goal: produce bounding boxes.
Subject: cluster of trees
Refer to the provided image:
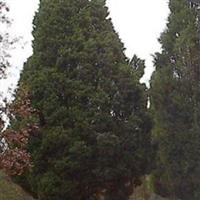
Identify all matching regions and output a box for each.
[1,0,200,199]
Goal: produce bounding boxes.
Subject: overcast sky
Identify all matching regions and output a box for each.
[1,0,169,95]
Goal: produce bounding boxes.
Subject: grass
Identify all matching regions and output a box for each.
[0,171,168,200]
[0,171,34,200]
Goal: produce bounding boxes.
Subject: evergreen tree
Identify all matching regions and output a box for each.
[13,0,152,199]
[151,0,200,199]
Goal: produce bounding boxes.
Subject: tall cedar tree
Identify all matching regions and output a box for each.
[13,0,152,199]
[151,0,200,199]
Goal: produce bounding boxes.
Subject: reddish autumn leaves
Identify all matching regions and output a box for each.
[0,91,39,175]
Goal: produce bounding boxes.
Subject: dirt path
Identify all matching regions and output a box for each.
[129,185,168,200]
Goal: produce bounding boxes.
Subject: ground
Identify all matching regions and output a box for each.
[130,184,168,200]
[0,171,34,200]
[0,171,168,200]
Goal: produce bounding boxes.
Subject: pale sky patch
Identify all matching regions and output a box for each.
[106,0,169,84]
[0,0,169,96]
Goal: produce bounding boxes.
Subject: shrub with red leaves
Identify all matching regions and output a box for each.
[0,90,39,175]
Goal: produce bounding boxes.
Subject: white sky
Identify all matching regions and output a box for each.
[0,0,169,96]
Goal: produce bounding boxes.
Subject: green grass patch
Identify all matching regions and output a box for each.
[0,171,34,200]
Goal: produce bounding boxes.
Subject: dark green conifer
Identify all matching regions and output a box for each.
[13,0,152,199]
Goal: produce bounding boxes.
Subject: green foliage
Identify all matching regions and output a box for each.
[151,0,200,199]
[13,0,152,199]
